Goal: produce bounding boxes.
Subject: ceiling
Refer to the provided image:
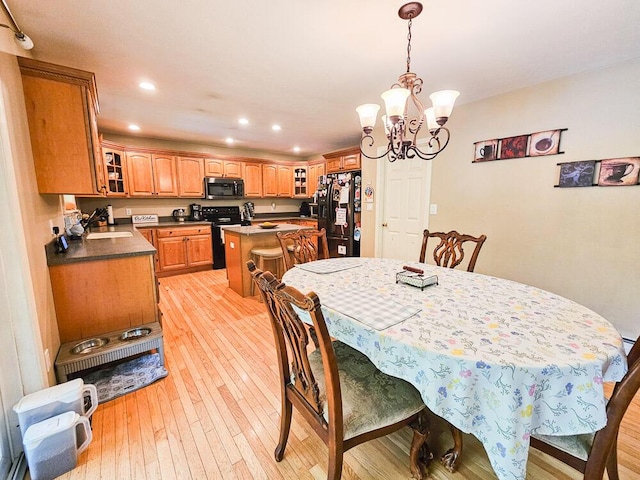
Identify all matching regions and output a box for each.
[7,0,640,157]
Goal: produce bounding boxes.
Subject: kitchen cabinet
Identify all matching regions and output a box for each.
[205,158,242,178]
[49,255,158,343]
[138,228,160,270]
[177,157,205,197]
[324,147,361,173]
[18,58,105,195]
[293,166,309,197]
[308,162,325,195]
[243,162,263,197]
[263,164,293,197]
[126,151,178,196]
[155,226,213,276]
[101,147,127,196]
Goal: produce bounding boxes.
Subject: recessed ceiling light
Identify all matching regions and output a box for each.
[128,124,141,131]
[225,137,235,144]
[139,81,156,91]
[293,146,301,153]
[238,118,249,125]
[272,124,281,132]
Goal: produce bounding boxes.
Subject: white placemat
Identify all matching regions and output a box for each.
[295,258,363,274]
[322,288,421,330]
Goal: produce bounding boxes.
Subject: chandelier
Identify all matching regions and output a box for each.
[356,2,459,162]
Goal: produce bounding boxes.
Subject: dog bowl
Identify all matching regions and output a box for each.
[119,327,152,341]
[71,338,109,355]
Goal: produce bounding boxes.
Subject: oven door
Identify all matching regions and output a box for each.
[212,223,242,269]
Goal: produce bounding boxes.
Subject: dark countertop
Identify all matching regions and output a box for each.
[46,225,156,266]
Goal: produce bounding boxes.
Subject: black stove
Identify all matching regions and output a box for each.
[202,206,251,269]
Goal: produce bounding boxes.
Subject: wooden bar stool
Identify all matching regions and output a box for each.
[249,247,284,296]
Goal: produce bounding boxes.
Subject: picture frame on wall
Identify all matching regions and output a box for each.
[529,129,563,157]
[597,157,640,186]
[557,160,596,187]
[499,135,528,159]
[473,139,499,162]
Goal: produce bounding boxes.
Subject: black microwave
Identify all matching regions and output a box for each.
[204,177,244,199]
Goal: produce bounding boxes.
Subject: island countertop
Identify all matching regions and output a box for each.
[221,223,311,236]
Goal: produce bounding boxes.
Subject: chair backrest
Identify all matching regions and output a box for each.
[246,260,342,429]
[584,336,640,477]
[277,228,330,271]
[419,229,487,272]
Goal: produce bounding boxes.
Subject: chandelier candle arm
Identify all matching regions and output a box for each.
[356,1,459,162]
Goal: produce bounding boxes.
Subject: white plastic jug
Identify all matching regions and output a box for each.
[13,378,98,437]
[22,411,92,480]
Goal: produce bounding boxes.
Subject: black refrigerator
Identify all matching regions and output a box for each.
[317,171,361,258]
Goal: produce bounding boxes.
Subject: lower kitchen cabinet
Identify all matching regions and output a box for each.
[49,255,158,343]
[155,226,213,276]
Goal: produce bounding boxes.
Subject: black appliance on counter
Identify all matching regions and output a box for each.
[202,206,251,269]
[317,170,361,258]
[189,203,203,221]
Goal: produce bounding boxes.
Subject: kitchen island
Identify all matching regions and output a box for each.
[222,223,312,297]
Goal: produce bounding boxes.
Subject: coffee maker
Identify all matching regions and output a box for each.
[242,202,255,220]
[189,203,203,221]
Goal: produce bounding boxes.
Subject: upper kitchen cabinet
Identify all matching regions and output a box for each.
[177,157,204,197]
[243,161,263,197]
[127,151,178,196]
[205,158,242,178]
[308,162,326,195]
[263,164,293,197]
[18,58,105,195]
[293,166,309,197]
[101,145,127,196]
[323,147,361,173]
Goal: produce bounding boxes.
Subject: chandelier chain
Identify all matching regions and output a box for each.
[406,17,412,73]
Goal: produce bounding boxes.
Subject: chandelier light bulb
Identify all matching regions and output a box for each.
[424,108,439,132]
[429,90,460,123]
[356,104,380,130]
[381,88,410,121]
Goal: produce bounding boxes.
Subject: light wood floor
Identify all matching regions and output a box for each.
[60,269,640,480]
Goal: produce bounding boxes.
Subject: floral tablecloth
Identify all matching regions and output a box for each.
[282,257,627,480]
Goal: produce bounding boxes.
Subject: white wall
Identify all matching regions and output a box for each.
[426,59,640,339]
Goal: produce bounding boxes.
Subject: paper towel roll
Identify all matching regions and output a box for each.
[107,205,115,225]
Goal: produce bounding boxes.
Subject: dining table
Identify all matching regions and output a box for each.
[281,257,627,480]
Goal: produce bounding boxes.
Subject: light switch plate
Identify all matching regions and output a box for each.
[429,204,438,215]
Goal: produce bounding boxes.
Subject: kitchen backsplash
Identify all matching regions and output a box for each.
[76,197,305,219]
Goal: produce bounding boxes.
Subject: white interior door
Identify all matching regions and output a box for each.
[377,151,432,261]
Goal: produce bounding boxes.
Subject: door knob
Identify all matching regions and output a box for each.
[382,223,388,227]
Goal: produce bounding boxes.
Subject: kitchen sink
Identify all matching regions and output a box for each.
[86,231,133,239]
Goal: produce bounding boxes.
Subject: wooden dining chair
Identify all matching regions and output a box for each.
[530,337,640,480]
[246,260,432,480]
[276,228,330,271]
[417,229,487,472]
[419,229,487,272]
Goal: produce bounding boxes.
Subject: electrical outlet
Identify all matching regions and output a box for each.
[125,208,132,216]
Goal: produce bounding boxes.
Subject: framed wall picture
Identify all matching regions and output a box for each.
[499,135,528,159]
[529,129,563,157]
[557,160,596,187]
[597,157,640,186]
[473,139,499,162]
